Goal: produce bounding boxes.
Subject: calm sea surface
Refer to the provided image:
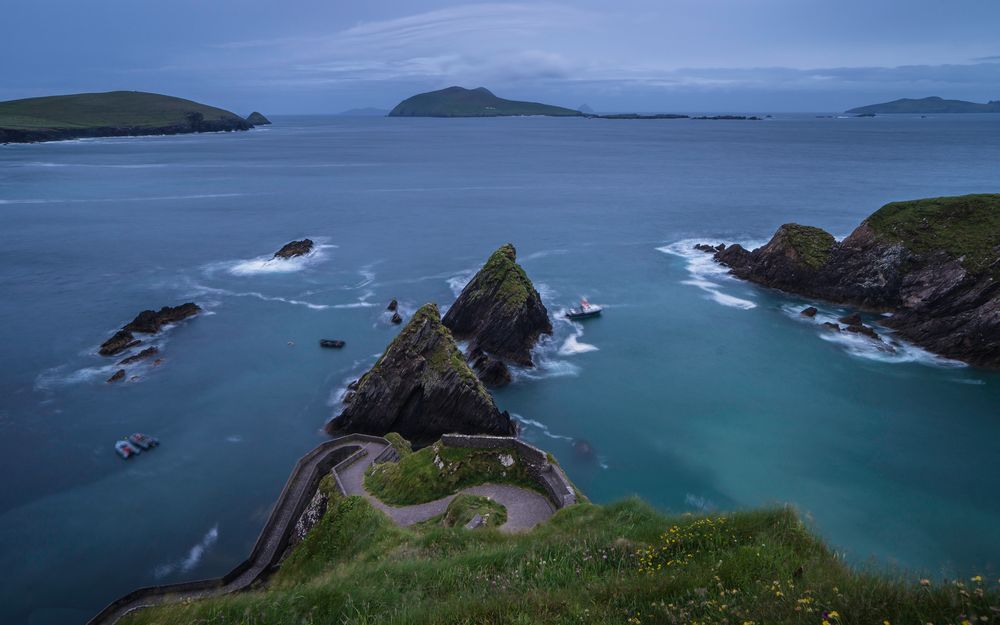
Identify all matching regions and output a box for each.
[2,114,999,624]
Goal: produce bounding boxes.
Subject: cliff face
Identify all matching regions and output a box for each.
[325,303,515,444]
[711,195,1000,366]
[443,244,552,384]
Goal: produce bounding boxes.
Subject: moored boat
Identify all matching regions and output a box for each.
[115,439,141,459]
[565,298,602,320]
[128,432,159,450]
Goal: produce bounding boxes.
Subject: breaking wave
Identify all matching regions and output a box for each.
[657,239,762,310]
[227,242,335,276]
[153,525,219,579]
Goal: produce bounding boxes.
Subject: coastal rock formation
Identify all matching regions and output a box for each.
[387,299,398,311]
[319,339,345,349]
[443,244,552,385]
[118,346,159,365]
[801,306,818,317]
[273,239,314,259]
[246,112,271,125]
[711,194,1000,367]
[107,369,126,383]
[391,312,403,324]
[325,303,515,445]
[99,303,200,356]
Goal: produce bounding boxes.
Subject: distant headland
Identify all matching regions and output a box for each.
[0,91,260,143]
[846,96,1000,114]
[388,86,582,118]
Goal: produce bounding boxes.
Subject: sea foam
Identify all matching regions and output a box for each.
[657,239,761,310]
[228,242,335,276]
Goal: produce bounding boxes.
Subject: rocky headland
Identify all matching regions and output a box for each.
[325,303,516,444]
[705,194,1000,366]
[246,112,271,125]
[443,244,552,386]
[99,303,201,356]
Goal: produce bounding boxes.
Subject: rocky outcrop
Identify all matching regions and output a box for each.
[99,303,200,356]
[273,239,314,259]
[246,112,271,125]
[320,339,345,349]
[118,346,159,365]
[325,303,516,444]
[442,244,552,386]
[107,369,126,383]
[709,194,1000,367]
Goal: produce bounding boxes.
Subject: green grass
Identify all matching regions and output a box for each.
[463,244,536,313]
[121,499,1000,625]
[778,224,837,269]
[442,494,508,528]
[365,440,541,506]
[0,91,245,130]
[865,194,1000,275]
[389,86,582,118]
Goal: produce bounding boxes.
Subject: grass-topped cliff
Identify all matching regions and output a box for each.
[865,194,1000,275]
[775,224,838,269]
[122,492,1000,625]
[0,91,252,143]
[388,86,582,118]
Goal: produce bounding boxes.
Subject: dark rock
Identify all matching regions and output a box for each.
[246,112,271,125]
[124,303,201,334]
[821,322,841,331]
[390,312,403,324]
[107,369,126,383]
[845,324,881,341]
[442,243,552,368]
[320,339,346,348]
[838,313,863,326]
[273,239,314,259]
[713,195,1000,367]
[118,346,159,365]
[715,244,726,252]
[387,299,398,311]
[99,330,140,356]
[801,306,818,317]
[694,243,718,253]
[470,351,512,387]
[325,303,515,445]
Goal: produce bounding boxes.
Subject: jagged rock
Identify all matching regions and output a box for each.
[124,303,201,333]
[714,195,1000,367]
[845,324,881,341]
[273,239,314,259]
[470,350,512,387]
[320,339,346,348]
[443,244,552,378]
[694,243,717,253]
[839,313,863,326]
[387,299,398,312]
[801,306,818,317]
[99,330,140,356]
[822,322,841,331]
[107,369,126,383]
[118,346,159,365]
[391,312,403,324]
[325,303,515,444]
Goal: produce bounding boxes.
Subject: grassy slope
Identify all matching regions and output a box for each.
[465,244,535,312]
[441,494,508,528]
[365,440,541,505]
[389,86,582,117]
[0,91,245,129]
[122,497,1000,625]
[866,194,1000,274]
[778,224,837,269]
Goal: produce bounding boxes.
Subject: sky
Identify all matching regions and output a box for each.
[4,0,1000,114]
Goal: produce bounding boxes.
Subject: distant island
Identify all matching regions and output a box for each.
[388,86,583,117]
[0,91,257,143]
[847,96,1000,114]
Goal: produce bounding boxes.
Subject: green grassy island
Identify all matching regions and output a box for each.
[388,86,583,117]
[846,96,1000,114]
[119,433,1000,625]
[0,91,254,143]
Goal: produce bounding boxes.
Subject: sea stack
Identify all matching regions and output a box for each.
[246,112,271,125]
[273,239,314,259]
[325,303,516,444]
[99,303,201,356]
[443,244,552,386]
[710,194,1000,367]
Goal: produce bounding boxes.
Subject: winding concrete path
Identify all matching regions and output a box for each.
[339,440,555,531]
[90,435,555,625]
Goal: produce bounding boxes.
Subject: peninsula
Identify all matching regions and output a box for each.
[0,91,255,143]
[846,96,1000,114]
[388,86,582,117]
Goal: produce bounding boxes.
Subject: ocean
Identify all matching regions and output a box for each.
[1,113,998,624]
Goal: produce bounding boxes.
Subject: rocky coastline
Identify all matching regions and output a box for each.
[0,118,252,144]
[99,303,201,356]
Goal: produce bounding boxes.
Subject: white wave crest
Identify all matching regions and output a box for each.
[657,239,762,310]
[512,414,573,441]
[188,283,330,310]
[447,270,475,297]
[556,319,598,355]
[153,525,219,579]
[228,243,335,276]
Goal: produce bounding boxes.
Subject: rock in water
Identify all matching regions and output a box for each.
[391,312,403,324]
[246,111,271,125]
[387,299,398,311]
[99,330,141,356]
[273,239,314,259]
[107,369,126,383]
[325,303,515,444]
[118,346,159,365]
[442,244,552,386]
[714,194,1000,367]
[124,303,201,334]
[801,306,818,317]
[319,339,345,348]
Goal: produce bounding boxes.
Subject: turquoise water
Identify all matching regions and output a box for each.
[1,115,999,624]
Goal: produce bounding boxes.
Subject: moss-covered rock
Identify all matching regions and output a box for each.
[325,303,515,444]
[443,244,552,384]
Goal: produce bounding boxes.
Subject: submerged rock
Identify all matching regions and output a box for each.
[320,339,345,349]
[821,322,841,331]
[801,306,818,317]
[713,194,1000,367]
[273,239,314,259]
[443,244,552,385]
[118,346,159,365]
[839,313,863,326]
[107,369,126,383]
[325,303,515,444]
[845,323,881,341]
[387,299,398,312]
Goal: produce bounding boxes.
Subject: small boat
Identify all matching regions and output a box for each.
[115,439,141,459]
[565,298,602,320]
[128,432,159,450]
